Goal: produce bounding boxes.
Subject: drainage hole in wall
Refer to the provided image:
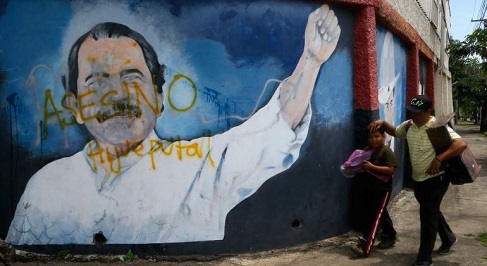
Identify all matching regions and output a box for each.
[291,219,303,229]
[93,231,107,247]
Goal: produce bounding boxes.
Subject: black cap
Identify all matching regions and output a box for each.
[406,95,432,113]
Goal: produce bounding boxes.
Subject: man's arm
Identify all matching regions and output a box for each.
[427,138,468,175]
[279,5,341,129]
[436,138,468,162]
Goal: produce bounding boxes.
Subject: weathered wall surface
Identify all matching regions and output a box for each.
[0,0,357,254]
[376,26,408,195]
[0,0,437,256]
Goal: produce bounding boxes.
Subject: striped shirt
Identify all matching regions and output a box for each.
[395,117,460,182]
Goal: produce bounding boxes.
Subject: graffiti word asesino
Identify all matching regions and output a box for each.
[42,73,197,138]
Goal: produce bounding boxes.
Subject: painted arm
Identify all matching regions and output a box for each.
[280,5,341,129]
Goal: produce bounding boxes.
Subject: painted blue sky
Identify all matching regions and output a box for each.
[0,0,353,158]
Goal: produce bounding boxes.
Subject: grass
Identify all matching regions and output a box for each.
[123,249,134,262]
[477,232,487,260]
[478,232,487,247]
[56,249,70,259]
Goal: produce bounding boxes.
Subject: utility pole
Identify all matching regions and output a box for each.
[471,18,487,28]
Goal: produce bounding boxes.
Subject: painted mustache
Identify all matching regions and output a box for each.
[97,101,142,123]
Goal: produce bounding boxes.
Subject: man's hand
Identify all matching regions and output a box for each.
[368,120,384,132]
[427,157,442,175]
[304,5,341,63]
[369,119,397,137]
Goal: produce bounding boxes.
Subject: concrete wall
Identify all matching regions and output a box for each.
[0,0,447,256]
[387,0,453,115]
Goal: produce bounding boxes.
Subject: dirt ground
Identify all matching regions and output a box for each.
[2,122,487,266]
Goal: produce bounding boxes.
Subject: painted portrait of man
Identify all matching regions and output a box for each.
[6,4,341,245]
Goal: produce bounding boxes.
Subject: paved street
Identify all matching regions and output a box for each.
[215,122,487,266]
[218,122,487,266]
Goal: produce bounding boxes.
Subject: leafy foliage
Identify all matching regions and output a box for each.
[466,28,487,75]
[123,249,134,262]
[56,249,70,259]
[448,29,487,132]
[477,231,487,260]
[479,231,487,247]
[448,38,485,121]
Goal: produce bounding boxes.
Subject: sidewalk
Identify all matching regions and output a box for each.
[218,122,487,266]
[4,123,487,266]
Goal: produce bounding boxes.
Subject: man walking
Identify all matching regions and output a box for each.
[369,95,467,266]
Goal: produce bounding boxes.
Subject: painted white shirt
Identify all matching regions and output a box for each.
[6,87,311,244]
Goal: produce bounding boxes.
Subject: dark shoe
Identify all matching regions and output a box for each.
[356,236,366,246]
[436,237,457,255]
[351,245,366,257]
[377,237,396,249]
[411,260,433,266]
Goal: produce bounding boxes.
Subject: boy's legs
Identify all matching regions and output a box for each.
[362,190,391,255]
[380,208,396,238]
[351,176,368,233]
[351,178,378,256]
[352,180,391,257]
[377,207,397,249]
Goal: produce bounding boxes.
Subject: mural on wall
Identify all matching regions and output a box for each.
[0,1,347,245]
[376,27,407,149]
[419,56,427,95]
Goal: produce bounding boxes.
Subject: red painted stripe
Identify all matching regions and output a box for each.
[353,6,378,110]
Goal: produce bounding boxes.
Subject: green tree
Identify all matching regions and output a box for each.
[464,28,487,132]
[448,33,487,132]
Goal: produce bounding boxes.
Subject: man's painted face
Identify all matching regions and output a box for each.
[74,36,162,148]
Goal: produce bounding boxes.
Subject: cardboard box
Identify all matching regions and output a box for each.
[426,113,481,185]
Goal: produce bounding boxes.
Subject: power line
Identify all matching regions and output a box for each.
[474,0,487,28]
[472,0,479,18]
[468,0,479,34]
